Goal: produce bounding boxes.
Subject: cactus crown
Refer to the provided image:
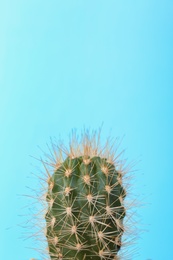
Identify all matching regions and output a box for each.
[43,131,128,260]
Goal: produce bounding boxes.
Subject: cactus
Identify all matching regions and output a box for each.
[42,131,129,260]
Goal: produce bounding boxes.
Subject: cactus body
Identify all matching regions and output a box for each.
[45,149,126,259]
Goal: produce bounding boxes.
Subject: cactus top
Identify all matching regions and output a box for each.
[45,152,126,260]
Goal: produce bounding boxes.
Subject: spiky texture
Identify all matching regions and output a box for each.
[44,132,127,260]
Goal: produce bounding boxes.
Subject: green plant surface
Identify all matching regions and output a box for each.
[44,133,128,260]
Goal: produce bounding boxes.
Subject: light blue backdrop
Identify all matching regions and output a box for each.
[0,1,173,259]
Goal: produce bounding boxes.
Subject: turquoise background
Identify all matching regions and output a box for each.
[0,1,173,259]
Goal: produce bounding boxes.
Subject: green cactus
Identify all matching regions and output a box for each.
[43,131,128,260]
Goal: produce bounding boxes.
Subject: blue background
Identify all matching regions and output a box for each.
[0,1,173,259]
